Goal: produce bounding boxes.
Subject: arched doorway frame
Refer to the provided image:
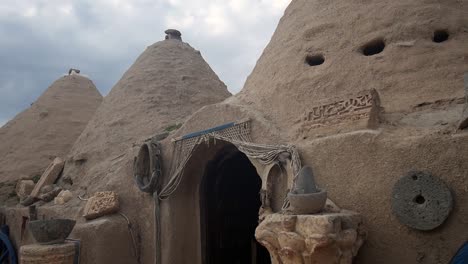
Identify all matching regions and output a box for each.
[160,137,299,264]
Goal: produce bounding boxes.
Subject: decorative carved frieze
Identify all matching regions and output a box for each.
[304,89,379,127]
[296,89,381,138]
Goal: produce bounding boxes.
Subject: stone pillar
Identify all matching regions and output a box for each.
[20,242,76,264]
[255,211,365,264]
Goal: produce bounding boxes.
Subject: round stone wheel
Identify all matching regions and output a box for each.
[391,171,453,231]
[20,242,76,264]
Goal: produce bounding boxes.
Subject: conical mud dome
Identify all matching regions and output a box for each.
[64,30,230,190]
[237,0,468,137]
[0,73,102,186]
[52,32,230,264]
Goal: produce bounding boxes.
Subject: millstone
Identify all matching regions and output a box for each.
[391,171,453,231]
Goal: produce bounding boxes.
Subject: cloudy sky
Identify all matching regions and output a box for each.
[0,0,290,126]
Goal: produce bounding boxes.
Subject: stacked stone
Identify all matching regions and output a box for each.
[20,242,76,264]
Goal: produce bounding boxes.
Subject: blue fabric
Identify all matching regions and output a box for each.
[0,225,17,264]
[451,242,468,264]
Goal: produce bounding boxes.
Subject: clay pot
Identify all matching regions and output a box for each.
[28,219,76,245]
[287,190,327,214]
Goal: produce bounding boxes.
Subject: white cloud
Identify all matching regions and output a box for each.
[23,6,38,17]
[0,0,292,124]
[271,0,291,11]
[203,5,232,35]
[165,12,195,30]
[58,4,73,15]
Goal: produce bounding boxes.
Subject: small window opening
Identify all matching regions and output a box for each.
[305,54,325,66]
[433,30,449,43]
[361,39,385,56]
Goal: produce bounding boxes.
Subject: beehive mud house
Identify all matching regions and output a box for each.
[1,0,467,263]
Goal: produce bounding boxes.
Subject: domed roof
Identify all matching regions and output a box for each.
[237,0,468,135]
[0,73,102,183]
[64,30,231,189]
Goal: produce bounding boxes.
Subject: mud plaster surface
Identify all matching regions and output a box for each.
[156,0,468,262]
[0,75,102,205]
[57,39,231,263]
[2,0,468,263]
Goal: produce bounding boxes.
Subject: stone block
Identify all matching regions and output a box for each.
[20,242,76,264]
[83,191,119,220]
[15,180,35,200]
[54,190,73,205]
[39,186,63,202]
[296,89,381,138]
[255,211,366,264]
[30,157,64,198]
[70,216,138,264]
[20,196,39,206]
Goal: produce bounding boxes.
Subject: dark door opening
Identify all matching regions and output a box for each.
[201,146,271,264]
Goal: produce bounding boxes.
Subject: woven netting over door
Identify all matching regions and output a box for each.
[158,119,302,200]
[136,119,303,264]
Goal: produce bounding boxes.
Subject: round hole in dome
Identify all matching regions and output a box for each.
[360,39,385,56]
[305,54,325,66]
[433,29,449,43]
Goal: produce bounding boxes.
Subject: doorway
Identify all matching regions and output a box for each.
[201,145,271,264]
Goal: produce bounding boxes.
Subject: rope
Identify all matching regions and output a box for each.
[77,195,89,201]
[133,120,302,264]
[133,139,163,264]
[159,131,302,203]
[118,212,139,263]
[153,192,161,264]
[134,141,162,193]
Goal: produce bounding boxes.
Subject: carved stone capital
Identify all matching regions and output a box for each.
[255,211,366,264]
